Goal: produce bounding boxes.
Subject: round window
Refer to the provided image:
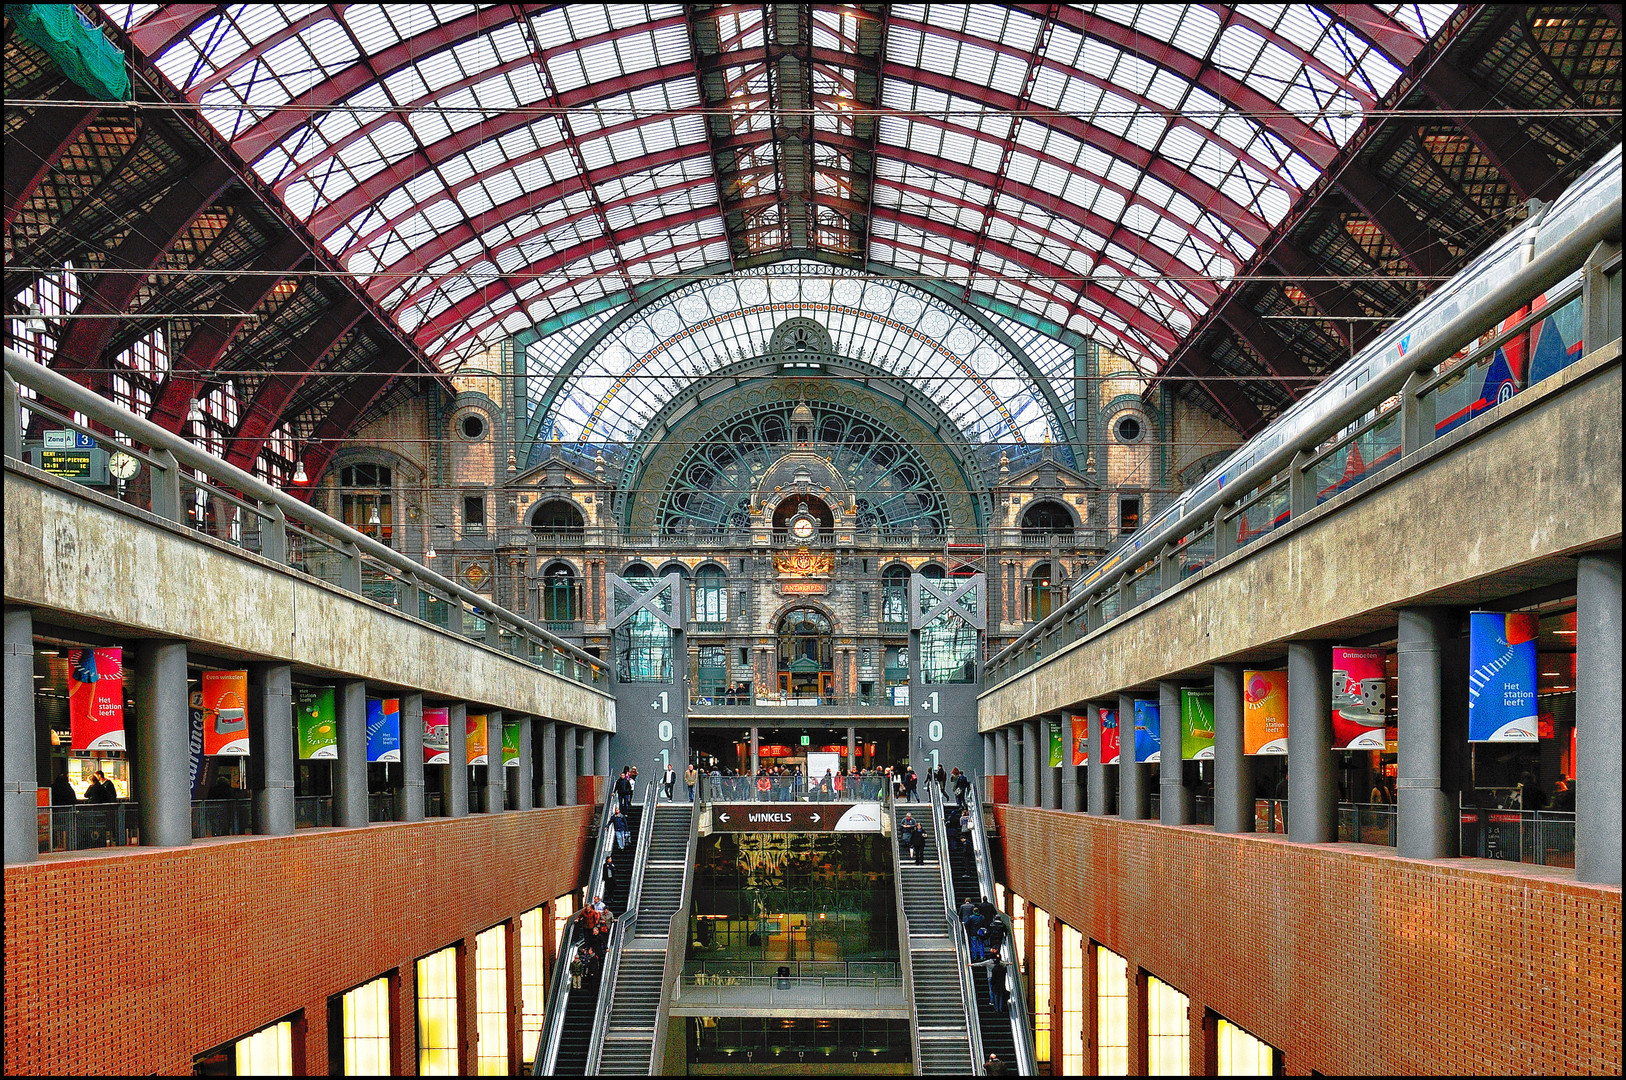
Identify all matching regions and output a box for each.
[1114,414,1144,444]
[460,413,487,441]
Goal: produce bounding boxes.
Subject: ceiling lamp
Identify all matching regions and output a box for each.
[22,304,47,336]
[291,460,308,484]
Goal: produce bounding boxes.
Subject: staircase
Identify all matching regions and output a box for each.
[893,804,975,1075]
[595,802,695,1075]
[947,819,1016,1070]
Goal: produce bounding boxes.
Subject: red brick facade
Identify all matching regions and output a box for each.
[3,806,592,1075]
[995,805,1622,1075]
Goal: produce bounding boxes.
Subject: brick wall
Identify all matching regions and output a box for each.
[996,805,1621,1075]
[3,805,592,1075]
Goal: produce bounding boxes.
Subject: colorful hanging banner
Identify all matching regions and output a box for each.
[67,647,125,751]
[1332,647,1389,749]
[1132,700,1161,763]
[200,670,250,756]
[1468,611,1540,742]
[188,689,207,798]
[295,686,338,760]
[1098,706,1121,765]
[1180,689,1215,761]
[466,713,489,766]
[367,698,401,762]
[502,720,522,767]
[423,707,450,764]
[1243,670,1289,755]
[1069,714,1089,766]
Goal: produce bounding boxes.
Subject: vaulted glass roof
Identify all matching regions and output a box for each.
[99,3,1455,386]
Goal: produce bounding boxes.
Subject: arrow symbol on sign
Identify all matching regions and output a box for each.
[810,813,820,823]
[718,813,729,822]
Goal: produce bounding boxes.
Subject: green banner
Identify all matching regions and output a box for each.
[1181,689,1216,761]
[295,686,338,760]
[501,720,521,767]
[1049,722,1064,768]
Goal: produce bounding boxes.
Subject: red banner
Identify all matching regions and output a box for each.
[201,670,250,755]
[1098,706,1121,765]
[67,647,124,751]
[1070,715,1089,766]
[1332,647,1388,749]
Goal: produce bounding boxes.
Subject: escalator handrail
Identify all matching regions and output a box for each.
[886,784,925,1076]
[969,774,1040,1077]
[586,777,659,1073]
[650,799,700,1075]
[931,781,988,1075]
[534,772,620,1075]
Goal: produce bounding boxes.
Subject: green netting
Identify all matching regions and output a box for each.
[7,4,131,101]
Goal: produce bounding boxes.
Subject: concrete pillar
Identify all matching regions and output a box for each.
[247,663,294,836]
[982,732,995,786]
[540,720,557,809]
[1286,643,1336,844]
[750,727,759,775]
[1118,693,1148,820]
[133,640,191,847]
[1087,704,1106,816]
[513,716,533,811]
[1159,681,1189,826]
[1007,724,1024,806]
[1045,718,1064,809]
[556,724,576,807]
[445,703,469,817]
[1024,719,1042,807]
[1213,664,1253,834]
[4,607,38,864]
[398,693,425,822]
[992,726,1009,803]
[1397,608,1458,859]
[334,680,369,828]
[1059,718,1080,813]
[847,726,856,770]
[484,709,506,813]
[1576,551,1622,885]
[593,727,610,779]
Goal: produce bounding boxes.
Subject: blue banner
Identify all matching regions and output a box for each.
[1132,699,1161,763]
[1468,611,1539,742]
[367,698,401,762]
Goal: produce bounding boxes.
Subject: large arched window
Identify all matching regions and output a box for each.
[1028,562,1056,621]
[540,562,577,625]
[340,463,393,548]
[1022,500,1075,546]
[695,565,727,624]
[530,499,585,543]
[778,608,832,700]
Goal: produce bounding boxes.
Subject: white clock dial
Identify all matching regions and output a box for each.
[792,518,814,538]
[108,451,140,480]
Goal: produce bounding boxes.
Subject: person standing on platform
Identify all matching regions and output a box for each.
[662,762,676,801]
[684,763,698,803]
[932,762,946,797]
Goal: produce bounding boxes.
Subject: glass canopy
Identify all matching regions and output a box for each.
[101,3,1455,383]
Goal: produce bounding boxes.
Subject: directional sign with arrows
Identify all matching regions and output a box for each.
[706,802,883,833]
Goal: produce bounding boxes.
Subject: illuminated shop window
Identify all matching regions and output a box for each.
[519,908,549,1068]
[1217,1017,1278,1076]
[475,924,508,1075]
[1061,924,1085,1074]
[553,891,578,953]
[340,977,391,1075]
[1147,975,1190,1075]
[1097,945,1129,1075]
[236,1018,293,1075]
[1031,904,1051,1067]
[416,946,460,1075]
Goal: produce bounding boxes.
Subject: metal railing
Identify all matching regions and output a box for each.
[294,795,333,828]
[5,348,610,692]
[886,783,923,1076]
[700,773,891,803]
[676,973,906,1008]
[192,798,252,838]
[533,775,619,1075]
[37,803,141,852]
[1461,808,1575,867]
[969,775,1038,1076]
[985,168,1621,686]
[584,778,658,1074]
[650,800,699,1075]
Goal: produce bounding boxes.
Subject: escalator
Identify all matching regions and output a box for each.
[943,798,1017,1071]
[963,777,1040,1075]
[891,799,977,1075]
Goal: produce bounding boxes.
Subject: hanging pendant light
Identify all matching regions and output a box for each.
[291,459,308,483]
[367,502,382,526]
[424,545,437,561]
[22,304,47,336]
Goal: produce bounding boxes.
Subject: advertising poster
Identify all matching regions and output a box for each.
[1069,714,1089,766]
[1243,670,1289,755]
[1048,723,1064,768]
[295,686,339,760]
[1332,647,1389,749]
[367,698,401,763]
[188,690,207,798]
[67,647,125,751]
[466,713,489,766]
[201,670,250,756]
[1132,699,1161,763]
[1180,689,1215,761]
[1098,706,1121,765]
[1469,611,1539,742]
[423,707,450,765]
[502,720,522,767]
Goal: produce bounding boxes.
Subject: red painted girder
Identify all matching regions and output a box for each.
[305,59,696,242]
[1416,58,1565,202]
[1206,5,1380,105]
[880,60,1276,246]
[149,234,309,432]
[1160,336,1265,433]
[122,4,220,57]
[295,364,408,488]
[1335,161,1456,277]
[1217,304,1315,393]
[183,5,334,98]
[227,296,365,469]
[1322,4,1430,68]
[3,90,100,233]
[49,160,236,383]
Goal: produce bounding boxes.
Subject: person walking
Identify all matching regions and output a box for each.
[662,762,676,801]
[932,762,946,797]
[602,854,615,892]
[615,768,633,815]
[952,768,970,807]
[684,763,698,803]
[904,767,919,802]
[611,806,630,850]
[972,955,1010,1016]
[910,816,926,865]
[985,1051,1009,1075]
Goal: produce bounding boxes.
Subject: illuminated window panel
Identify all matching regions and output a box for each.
[1218,1017,1278,1076]
[475,925,509,1075]
[1097,945,1129,1076]
[1147,975,1190,1076]
[235,1019,293,1076]
[416,946,460,1075]
[1061,925,1085,1075]
[520,908,549,1068]
[1031,904,1051,1067]
[553,891,578,953]
[341,977,391,1076]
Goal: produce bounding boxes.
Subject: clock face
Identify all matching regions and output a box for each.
[791,517,815,539]
[108,451,139,480]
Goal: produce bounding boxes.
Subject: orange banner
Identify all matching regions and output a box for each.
[1069,715,1089,766]
[201,670,250,755]
[1243,670,1288,755]
[466,713,489,766]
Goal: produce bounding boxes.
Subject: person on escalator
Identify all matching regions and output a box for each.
[611,806,630,850]
[971,955,1010,1015]
[985,911,1006,956]
[615,768,633,814]
[984,1052,1009,1075]
[569,951,586,991]
[602,855,615,894]
[952,768,971,807]
[958,807,973,854]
